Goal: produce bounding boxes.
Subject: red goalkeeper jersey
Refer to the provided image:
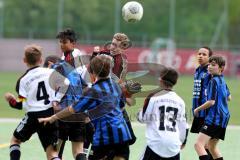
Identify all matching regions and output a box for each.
[92,50,127,80]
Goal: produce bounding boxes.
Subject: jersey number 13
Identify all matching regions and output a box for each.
[159,105,178,132]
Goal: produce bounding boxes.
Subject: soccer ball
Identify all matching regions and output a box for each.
[122,1,143,22]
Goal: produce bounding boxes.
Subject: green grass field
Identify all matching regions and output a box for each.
[0,72,239,159]
[1,72,239,124]
[0,121,240,160]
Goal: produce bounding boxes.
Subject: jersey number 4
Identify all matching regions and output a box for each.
[37,81,50,105]
[159,105,178,132]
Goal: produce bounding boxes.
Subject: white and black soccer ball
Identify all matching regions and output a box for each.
[122,1,143,22]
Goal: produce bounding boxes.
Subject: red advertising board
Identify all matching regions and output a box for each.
[78,45,233,75]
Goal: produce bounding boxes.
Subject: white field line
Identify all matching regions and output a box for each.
[0,118,20,123]
[0,143,9,149]
[0,137,36,149]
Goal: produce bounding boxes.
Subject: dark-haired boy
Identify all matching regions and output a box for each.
[194,55,231,160]
[191,47,213,133]
[191,47,213,159]
[138,67,188,160]
[55,28,92,160]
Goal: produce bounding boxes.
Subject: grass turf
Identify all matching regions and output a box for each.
[1,72,239,124]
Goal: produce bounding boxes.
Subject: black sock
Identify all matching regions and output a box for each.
[58,140,66,159]
[75,153,87,160]
[206,149,214,160]
[10,144,21,160]
[214,158,223,160]
[199,155,210,160]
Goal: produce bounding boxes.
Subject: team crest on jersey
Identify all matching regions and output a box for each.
[203,125,208,130]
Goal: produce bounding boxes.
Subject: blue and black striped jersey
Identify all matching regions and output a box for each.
[73,78,132,146]
[52,60,87,108]
[205,75,230,128]
[192,65,211,117]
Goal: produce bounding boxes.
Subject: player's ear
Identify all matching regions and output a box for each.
[39,58,43,64]
[23,57,27,64]
[71,41,76,46]
[220,66,225,72]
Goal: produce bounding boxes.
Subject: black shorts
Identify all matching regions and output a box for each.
[57,118,86,142]
[89,143,130,160]
[13,108,58,151]
[190,117,205,133]
[142,146,180,160]
[200,124,226,140]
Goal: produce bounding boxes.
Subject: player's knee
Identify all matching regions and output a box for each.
[204,144,209,149]
[207,144,216,154]
[194,141,203,150]
[10,136,21,145]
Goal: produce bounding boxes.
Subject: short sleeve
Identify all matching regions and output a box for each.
[208,79,217,101]
[18,79,27,98]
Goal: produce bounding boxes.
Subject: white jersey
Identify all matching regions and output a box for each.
[138,90,188,158]
[61,48,91,84]
[61,48,84,61]
[17,67,66,112]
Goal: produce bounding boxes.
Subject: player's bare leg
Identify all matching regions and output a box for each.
[72,141,86,160]
[205,143,214,160]
[208,139,222,159]
[45,145,59,160]
[194,133,211,156]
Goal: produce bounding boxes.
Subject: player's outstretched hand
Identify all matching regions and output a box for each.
[38,116,56,125]
[4,92,16,102]
[193,108,199,116]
